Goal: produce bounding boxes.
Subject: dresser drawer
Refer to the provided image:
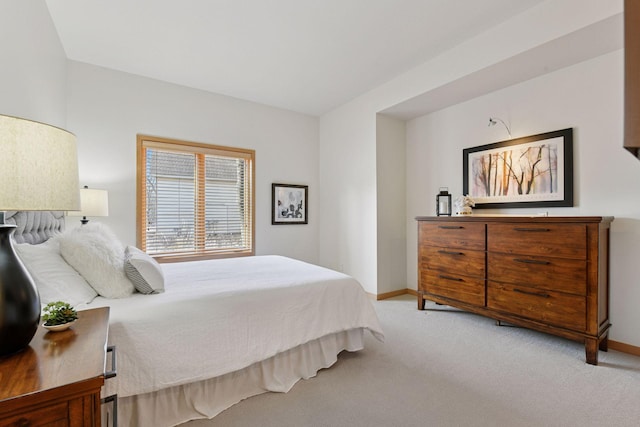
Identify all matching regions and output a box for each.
[488,253,587,295]
[487,281,586,331]
[420,245,485,278]
[1,401,68,427]
[420,271,485,306]
[487,223,586,259]
[419,222,485,250]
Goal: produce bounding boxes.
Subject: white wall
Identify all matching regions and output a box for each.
[376,114,407,295]
[407,49,640,347]
[318,103,378,290]
[66,61,320,263]
[319,0,622,294]
[0,0,67,127]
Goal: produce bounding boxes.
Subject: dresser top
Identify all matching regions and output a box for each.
[415,215,614,224]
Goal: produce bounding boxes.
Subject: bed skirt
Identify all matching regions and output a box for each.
[105,328,366,427]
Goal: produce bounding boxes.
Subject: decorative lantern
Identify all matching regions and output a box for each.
[436,188,452,216]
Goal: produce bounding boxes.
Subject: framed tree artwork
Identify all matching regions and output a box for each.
[463,128,573,209]
[272,183,308,224]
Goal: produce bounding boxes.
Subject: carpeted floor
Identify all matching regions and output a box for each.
[182,295,640,427]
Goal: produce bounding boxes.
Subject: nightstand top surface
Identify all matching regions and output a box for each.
[0,307,109,402]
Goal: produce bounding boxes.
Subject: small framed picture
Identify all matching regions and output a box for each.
[272,183,308,225]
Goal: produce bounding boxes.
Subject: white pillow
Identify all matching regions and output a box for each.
[124,246,165,294]
[15,239,98,308]
[58,223,135,299]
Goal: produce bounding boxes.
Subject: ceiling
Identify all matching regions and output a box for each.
[45,0,545,116]
[382,13,623,119]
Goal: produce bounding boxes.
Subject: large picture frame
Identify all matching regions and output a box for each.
[272,183,308,224]
[463,128,573,209]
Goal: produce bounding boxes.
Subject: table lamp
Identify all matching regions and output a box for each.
[0,114,80,356]
[67,186,109,224]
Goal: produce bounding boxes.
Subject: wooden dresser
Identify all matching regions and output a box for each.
[0,307,112,426]
[416,216,612,365]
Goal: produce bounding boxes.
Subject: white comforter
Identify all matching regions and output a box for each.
[83,255,384,398]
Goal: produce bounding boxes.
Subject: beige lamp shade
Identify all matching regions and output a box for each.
[0,114,80,212]
[68,187,109,218]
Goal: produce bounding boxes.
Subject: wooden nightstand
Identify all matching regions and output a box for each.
[0,307,112,426]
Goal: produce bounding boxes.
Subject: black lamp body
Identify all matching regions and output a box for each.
[436,190,452,216]
[0,225,41,357]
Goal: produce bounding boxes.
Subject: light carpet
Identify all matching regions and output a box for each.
[182,295,640,427]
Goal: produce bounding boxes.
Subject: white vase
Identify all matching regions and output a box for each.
[457,206,473,215]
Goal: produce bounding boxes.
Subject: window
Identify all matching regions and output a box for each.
[137,135,254,261]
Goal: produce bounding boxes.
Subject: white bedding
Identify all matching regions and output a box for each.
[81,255,384,399]
[117,329,366,427]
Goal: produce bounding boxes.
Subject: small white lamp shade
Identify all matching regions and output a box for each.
[67,187,109,224]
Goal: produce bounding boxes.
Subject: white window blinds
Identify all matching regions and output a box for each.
[138,136,254,260]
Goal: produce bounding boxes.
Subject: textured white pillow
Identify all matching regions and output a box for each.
[124,246,165,294]
[15,239,98,307]
[58,223,135,298]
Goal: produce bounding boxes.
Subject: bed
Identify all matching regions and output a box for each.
[7,211,384,427]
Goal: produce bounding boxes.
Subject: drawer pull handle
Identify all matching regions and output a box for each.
[438,226,464,229]
[514,258,550,265]
[513,288,550,298]
[513,227,551,232]
[105,345,117,379]
[101,394,118,427]
[439,274,463,282]
[438,250,464,256]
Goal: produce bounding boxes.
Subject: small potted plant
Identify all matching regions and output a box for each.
[42,301,78,331]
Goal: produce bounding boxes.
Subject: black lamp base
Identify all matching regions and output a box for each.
[0,225,41,357]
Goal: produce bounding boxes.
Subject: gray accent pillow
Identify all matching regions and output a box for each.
[124,246,165,294]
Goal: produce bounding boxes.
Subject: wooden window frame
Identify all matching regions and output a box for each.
[136,134,255,262]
